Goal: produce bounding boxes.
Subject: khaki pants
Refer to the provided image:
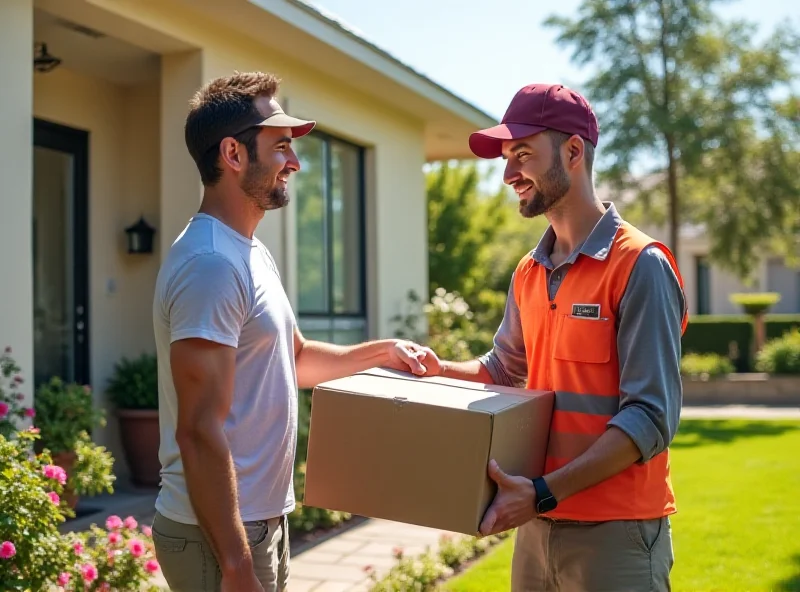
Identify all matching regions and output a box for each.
[511,516,673,592]
[151,511,290,592]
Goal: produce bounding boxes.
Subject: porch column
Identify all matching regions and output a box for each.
[160,50,204,257]
[0,0,34,405]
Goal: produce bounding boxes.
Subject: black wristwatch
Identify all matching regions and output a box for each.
[532,477,558,514]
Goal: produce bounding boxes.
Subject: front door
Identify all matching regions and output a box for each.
[32,119,90,387]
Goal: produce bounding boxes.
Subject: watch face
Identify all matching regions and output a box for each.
[538,496,557,513]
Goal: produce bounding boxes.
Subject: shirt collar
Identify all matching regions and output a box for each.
[530,201,622,269]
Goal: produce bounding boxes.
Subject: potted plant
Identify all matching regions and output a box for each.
[33,377,114,508]
[106,353,160,487]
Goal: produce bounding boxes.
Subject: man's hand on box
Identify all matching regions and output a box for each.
[384,340,442,377]
[478,459,536,536]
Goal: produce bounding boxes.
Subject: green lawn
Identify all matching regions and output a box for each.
[443,419,800,592]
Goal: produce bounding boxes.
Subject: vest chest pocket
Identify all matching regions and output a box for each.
[553,314,614,364]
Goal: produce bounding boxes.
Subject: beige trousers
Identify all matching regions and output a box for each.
[151,511,290,592]
[511,516,673,592]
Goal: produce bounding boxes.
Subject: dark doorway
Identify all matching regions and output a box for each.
[32,118,90,386]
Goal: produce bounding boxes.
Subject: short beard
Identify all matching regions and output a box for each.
[519,151,571,218]
[240,160,288,211]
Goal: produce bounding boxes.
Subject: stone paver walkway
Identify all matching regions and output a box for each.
[289,519,455,591]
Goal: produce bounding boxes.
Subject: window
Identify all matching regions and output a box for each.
[695,256,711,315]
[294,131,367,344]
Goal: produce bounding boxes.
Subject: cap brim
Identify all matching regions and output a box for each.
[468,123,548,159]
[257,113,316,138]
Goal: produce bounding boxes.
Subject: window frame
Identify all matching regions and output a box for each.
[296,129,368,336]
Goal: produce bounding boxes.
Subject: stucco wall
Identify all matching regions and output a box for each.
[34,67,160,467]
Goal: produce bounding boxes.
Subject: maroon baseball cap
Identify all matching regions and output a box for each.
[469,84,599,159]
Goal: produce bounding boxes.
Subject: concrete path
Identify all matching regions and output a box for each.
[681,404,800,419]
[288,519,454,591]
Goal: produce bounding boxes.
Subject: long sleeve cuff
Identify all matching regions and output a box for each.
[607,405,665,463]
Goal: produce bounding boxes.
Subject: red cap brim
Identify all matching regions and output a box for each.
[468,123,548,159]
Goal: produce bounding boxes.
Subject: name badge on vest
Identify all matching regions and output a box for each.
[572,303,601,319]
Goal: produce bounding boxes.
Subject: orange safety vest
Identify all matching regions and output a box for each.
[513,220,688,521]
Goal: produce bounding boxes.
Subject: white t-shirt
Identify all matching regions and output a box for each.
[152,213,298,524]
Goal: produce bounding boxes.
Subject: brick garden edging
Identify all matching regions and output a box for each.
[682,374,800,406]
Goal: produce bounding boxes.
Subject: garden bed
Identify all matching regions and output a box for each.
[682,373,800,405]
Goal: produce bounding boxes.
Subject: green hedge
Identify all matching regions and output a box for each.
[682,314,800,371]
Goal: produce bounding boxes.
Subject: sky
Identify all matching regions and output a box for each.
[309,0,798,122]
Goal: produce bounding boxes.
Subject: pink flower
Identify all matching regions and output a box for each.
[123,516,138,530]
[0,541,16,559]
[142,525,152,537]
[48,491,60,505]
[81,563,97,583]
[15,393,24,400]
[0,403,8,418]
[99,583,110,592]
[4,346,10,353]
[14,375,23,384]
[24,407,35,418]
[73,541,84,555]
[105,515,123,530]
[28,427,40,434]
[128,539,145,557]
[108,532,121,545]
[145,559,160,573]
[43,465,67,485]
[57,573,71,586]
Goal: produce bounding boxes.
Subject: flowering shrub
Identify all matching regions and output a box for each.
[62,518,161,592]
[0,428,73,590]
[391,289,495,363]
[0,347,35,438]
[0,428,160,591]
[366,531,513,591]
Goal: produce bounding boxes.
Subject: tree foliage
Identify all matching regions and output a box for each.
[425,161,548,328]
[544,0,800,279]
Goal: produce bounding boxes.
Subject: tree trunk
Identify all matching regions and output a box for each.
[666,134,680,255]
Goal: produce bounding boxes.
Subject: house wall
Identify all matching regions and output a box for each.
[0,0,34,407]
[79,0,429,339]
[34,66,161,466]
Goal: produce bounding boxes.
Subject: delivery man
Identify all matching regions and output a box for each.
[416,83,688,591]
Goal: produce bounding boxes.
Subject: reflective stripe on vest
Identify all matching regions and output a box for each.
[513,221,688,521]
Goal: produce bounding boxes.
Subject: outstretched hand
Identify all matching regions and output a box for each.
[479,460,536,536]
[385,341,442,377]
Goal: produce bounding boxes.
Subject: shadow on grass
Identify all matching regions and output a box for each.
[776,553,800,591]
[672,419,800,449]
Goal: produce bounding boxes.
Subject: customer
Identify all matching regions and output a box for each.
[416,83,688,591]
[150,71,430,592]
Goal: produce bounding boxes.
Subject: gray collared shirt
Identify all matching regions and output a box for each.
[479,202,685,462]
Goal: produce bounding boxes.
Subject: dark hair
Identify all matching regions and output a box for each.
[185,71,281,186]
[545,129,595,178]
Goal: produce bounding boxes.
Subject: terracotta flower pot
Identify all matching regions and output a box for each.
[51,450,79,510]
[117,409,161,487]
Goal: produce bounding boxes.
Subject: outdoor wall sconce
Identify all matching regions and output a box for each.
[125,216,156,254]
[33,43,62,73]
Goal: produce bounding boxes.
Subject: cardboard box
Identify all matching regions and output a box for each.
[302,368,554,535]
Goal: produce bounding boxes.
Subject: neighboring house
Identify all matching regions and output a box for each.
[598,180,799,316]
[0,0,494,479]
[638,223,800,316]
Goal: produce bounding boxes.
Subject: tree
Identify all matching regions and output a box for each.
[425,161,548,329]
[544,0,800,279]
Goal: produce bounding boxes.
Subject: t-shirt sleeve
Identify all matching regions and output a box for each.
[165,253,250,347]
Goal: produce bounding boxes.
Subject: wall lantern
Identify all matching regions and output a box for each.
[125,216,156,254]
[34,42,62,73]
